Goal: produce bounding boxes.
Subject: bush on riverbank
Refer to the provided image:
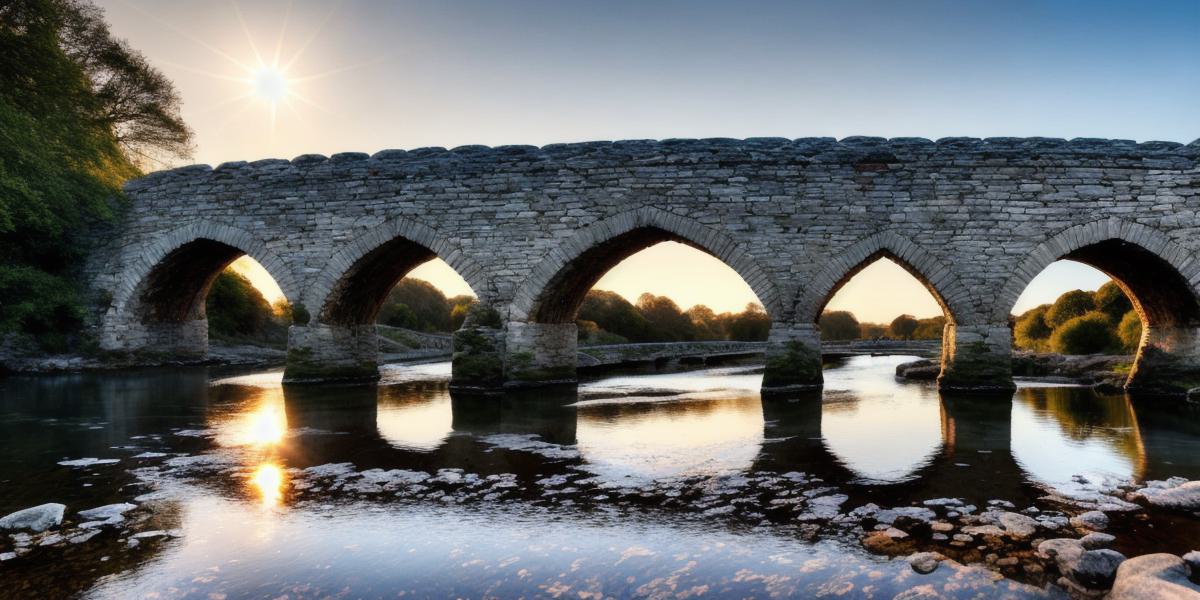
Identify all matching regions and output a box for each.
[1013,282,1141,355]
[578,289,771,343]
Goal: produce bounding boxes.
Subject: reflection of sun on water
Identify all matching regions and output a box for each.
[252,463,285,507]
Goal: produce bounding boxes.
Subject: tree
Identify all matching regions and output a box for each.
[1049,311,1121,355]
[378,279,452,332]
[1117,310,1142,353]
[54,0,193,166]
[912,315,947,340]
[1045,290,1095,329]
[820,310,860,341]
[578,289,650,342]
[1093,281,1133,323]
[447,294,476,330]
[727,303,770,341]
[1013,305,1053,351]
[686,304,726,340]
[206,270,286,343]
[859,322,888,339]
[889,314,919,340]
[637,293,695,341]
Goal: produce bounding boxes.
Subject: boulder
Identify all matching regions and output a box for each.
[998,511,1039,539]
[1070,549,1126,589]
[1183,550,1200,575]
[1070,510,1109,531]
[1109,554,1200,599]
[908,551,942,574]
[1135,480,1200,511]
[0,503,65,533]
[1038,538,1084,574]
[77,503,137,528]
[1080,532,1116,550]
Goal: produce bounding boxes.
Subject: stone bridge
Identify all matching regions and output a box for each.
[85,137,1200,395]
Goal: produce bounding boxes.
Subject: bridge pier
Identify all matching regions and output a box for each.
[501,321,578,386]
[937,323,1016,393]
[283,324,380,383]
[761,323,823,390]
[1127,325,1200,397]
[100,319,209,359]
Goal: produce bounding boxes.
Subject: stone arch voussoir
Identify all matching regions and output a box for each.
[990,218,1200,323]
[508,206,783,323]
[108,220,301,320]
[793,231,978,325]
[303,216,490,321]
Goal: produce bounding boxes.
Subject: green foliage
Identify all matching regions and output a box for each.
[1049,311,1122,355]
[889,314,919,340]
[447,294,476,330]
[0,0,191,350]
[1013,305,1053,351]
[577,289,650,341]
[819,310,860,341]
[1012,285,1139,356]
[1094,281,1133,322]
[726,303,770,341]
[378,278,456,332]
[637,293,695,341]
[1117,310,1142,352]
[911,315,946,340]
[0,265,85,351]
[205,271,287,345]
[1045,290,1095,329]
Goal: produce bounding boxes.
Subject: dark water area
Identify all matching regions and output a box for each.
[1,356,1199,599]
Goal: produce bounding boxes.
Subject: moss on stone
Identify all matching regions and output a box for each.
[939,340,1015,392]
[282,346,379,383]
[762,341,822,389]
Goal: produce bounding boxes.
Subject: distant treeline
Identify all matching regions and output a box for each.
[206,271,289,347]
[1012,281,1141,355]
[577,290,771,343]
[818,311,946,341]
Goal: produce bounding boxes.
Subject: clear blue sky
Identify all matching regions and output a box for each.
[102,0,1198,316]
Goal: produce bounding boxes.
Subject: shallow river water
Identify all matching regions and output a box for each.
[1,355,1199,599]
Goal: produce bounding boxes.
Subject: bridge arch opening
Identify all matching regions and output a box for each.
[513,224,770,384]
[815,251,955,377]
[286,231,483,382]
[118,236,294,357]
[1005,238,1200,395]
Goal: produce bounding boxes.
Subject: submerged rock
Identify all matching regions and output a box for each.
[1109,554,1200,599]
[1038,538,1085,575]
[78,503,137,527]
[0,503,65,532]
[57,458,119,467]
[997,511,1039,539]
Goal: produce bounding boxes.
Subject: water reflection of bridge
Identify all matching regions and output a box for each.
[5,368,1196,507]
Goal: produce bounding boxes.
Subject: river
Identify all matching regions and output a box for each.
[1,355,1198,598]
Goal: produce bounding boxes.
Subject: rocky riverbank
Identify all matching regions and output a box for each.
[896,352,1132,390]
[0,341,286,374]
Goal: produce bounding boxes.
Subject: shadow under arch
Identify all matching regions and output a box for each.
[503,206,781,385]
[101,221,300,355]
[995,218,1200,395]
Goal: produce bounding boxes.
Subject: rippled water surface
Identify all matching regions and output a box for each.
[2,355,1199,599]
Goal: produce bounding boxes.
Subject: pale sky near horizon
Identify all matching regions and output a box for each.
[101,0,1198,322]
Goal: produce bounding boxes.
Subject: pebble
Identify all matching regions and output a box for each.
[908,552,942,574]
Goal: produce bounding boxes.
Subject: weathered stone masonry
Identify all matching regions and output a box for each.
[86,137,1200,395]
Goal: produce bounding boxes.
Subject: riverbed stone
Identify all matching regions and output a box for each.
[1109,554,1200,599]
[908,551,942,574]
[0,503,65,533]
[1135,480,1200,511]
[1070,549,1126,589]
[1070,510,1109,531]
[998,511,1039,539]
[1080,532,1116,550]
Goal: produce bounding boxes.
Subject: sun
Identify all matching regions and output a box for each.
[252,66,289,103]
